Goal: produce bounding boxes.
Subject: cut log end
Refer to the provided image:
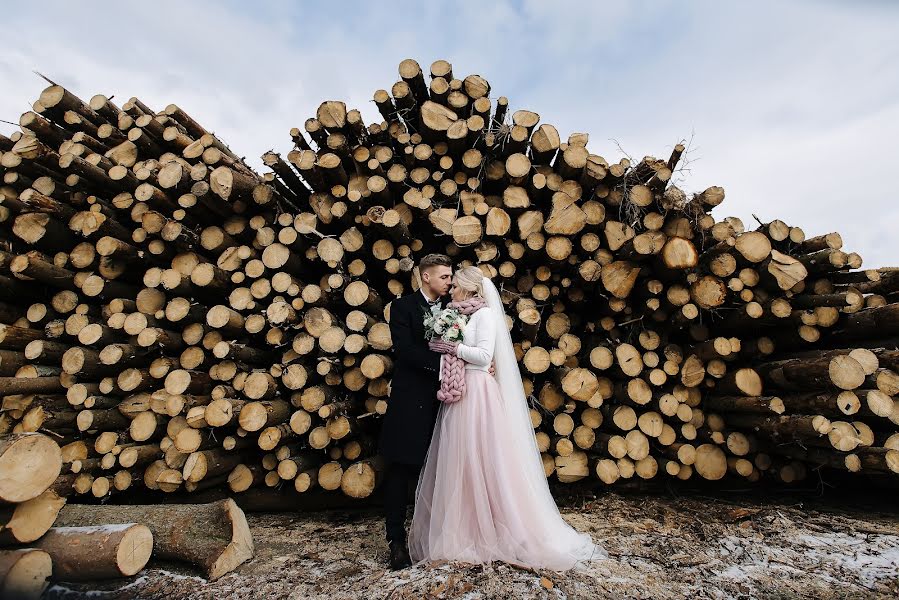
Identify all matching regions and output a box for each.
[0,433,63,504]
[0,548,52,600]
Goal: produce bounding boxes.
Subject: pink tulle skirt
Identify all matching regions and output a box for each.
[409,369,603,571]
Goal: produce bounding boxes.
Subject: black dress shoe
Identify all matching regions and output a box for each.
[388,540,412,570]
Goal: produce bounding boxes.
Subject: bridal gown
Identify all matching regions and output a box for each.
[408,306,604,570]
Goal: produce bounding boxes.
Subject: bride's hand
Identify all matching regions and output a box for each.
[489,360,496,376]
[428,339,459,354]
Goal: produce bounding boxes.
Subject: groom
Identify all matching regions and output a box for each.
[378,253,453,569]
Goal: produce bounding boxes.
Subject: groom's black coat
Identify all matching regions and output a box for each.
[378,291,448,465]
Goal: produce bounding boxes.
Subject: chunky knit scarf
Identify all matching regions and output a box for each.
[438,296,488,404]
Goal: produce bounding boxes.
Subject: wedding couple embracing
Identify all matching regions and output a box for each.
[378,253,606,571]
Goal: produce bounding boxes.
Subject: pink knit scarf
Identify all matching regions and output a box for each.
[438,297,488,404]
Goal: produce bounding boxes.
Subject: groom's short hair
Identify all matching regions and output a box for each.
[419,253,452,273]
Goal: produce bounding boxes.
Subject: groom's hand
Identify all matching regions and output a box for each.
[428,339,459,354]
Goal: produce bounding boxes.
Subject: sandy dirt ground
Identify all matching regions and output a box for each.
[44,486,899,600]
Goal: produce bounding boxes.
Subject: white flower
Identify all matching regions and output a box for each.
[424,306,473,342]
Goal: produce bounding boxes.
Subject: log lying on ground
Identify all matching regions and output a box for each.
[53,499,252,580]
[32,523,152,580]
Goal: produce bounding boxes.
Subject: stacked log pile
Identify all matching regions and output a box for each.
[1,59,897,521]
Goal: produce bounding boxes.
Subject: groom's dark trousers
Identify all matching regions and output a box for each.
[382,462,423,543]
[378,290,447,544]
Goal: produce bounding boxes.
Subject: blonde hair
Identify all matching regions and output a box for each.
[454,266,486,299]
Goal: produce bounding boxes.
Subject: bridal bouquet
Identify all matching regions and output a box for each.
[422,304,470,404]
[422,304,469,343]
[422,298,489,404]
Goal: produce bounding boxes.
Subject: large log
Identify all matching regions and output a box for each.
[32,523,153,579]
[54,499,253,580]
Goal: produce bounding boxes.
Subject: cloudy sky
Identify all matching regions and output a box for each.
[2,1,897,266]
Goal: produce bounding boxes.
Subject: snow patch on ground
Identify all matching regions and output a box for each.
[47,575,150,598]
[797,531,899,588]
[711,528,899,595]
[149,569,208,583]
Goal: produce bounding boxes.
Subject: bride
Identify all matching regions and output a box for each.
[409,266,605,570]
